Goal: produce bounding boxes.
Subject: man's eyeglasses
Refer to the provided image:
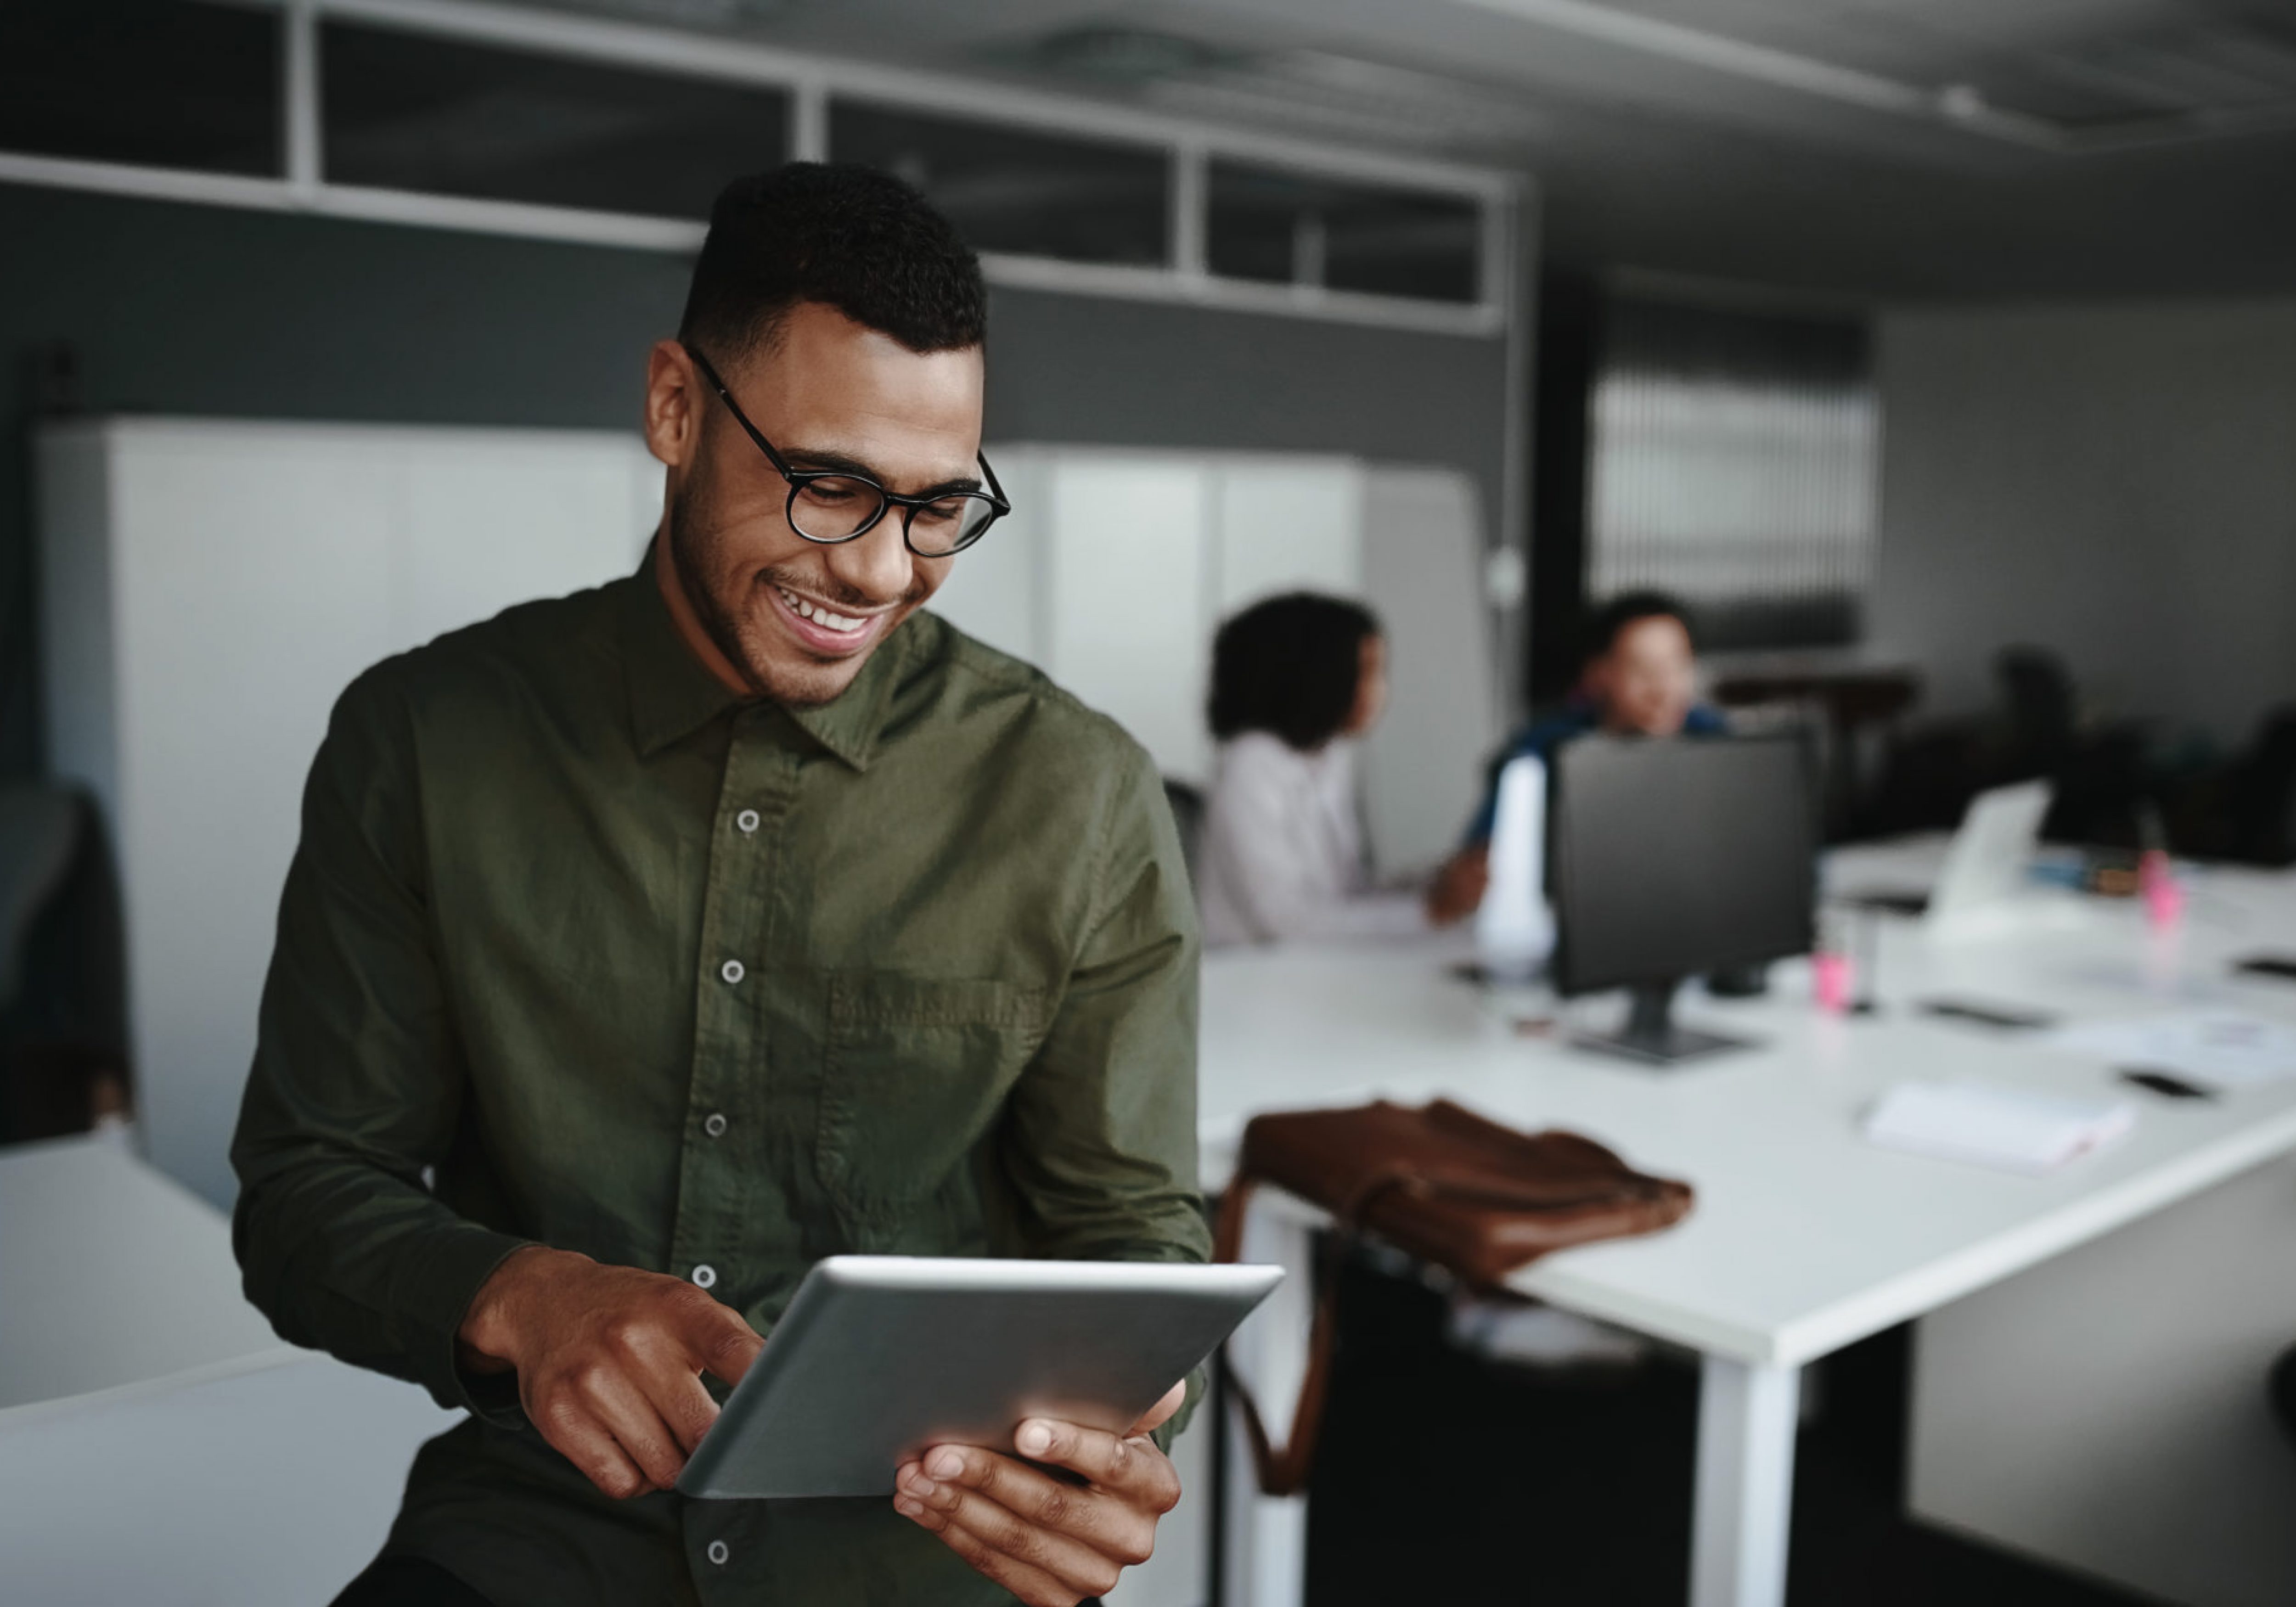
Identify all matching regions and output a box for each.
[683,343,1009,559]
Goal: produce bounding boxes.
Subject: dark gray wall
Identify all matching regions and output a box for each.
[980,290,1506,511]
[1871,297,2296,749]
[0,180,1508,778]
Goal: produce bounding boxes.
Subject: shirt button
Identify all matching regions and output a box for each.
[703,1112,728,1138]
[706,1539,730,1566]
[719,959,744,985]
[692,1264,718,1289]
[735,808,760,835]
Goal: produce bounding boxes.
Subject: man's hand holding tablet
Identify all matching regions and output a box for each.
[666,1256,1279,1600]
[894,1380,1187,1606]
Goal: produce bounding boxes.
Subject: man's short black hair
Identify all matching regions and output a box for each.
[678,163,986,363]
[1582,589,1698,664]
[1208,592,1382,753]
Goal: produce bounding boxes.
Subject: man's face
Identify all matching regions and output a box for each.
[1587,614,1698,736]
[645,302,986,707]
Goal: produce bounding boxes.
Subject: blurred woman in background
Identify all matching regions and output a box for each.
[1198,592,1480,945]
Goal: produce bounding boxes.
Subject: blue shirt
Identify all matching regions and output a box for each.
[1463,699,1731,844]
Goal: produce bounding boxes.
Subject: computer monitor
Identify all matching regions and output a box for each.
[1551,733,1818,1065]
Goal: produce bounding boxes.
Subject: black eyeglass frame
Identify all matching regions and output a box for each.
[683,343,1010,558]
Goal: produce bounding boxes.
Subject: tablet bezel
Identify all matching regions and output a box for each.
[676,1256,1282,1500]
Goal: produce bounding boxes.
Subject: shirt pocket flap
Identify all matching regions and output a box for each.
[816,972,1051,1229]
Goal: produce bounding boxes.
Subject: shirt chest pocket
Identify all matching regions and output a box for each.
[816,972,1051,1229]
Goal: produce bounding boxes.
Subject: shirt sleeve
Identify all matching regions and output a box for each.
[995,737,1212,1271]
[1202,741,1428,944]
[230,669,532,1423]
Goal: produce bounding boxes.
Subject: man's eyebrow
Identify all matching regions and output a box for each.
[782,445,982,498]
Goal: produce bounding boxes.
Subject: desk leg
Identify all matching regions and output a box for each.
[1220,1203,1314,1607]
[1690,1354,1799,1607]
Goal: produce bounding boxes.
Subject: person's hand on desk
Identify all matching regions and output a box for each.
[456,1245,765,1499]
[1426,843,1490,927]
[893,1380,1186,1606]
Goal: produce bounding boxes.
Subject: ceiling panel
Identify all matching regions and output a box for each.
[501,0,2296,298]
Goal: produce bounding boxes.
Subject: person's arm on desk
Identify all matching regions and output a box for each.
[230,673,761,1502]
[894,740,1210,1604]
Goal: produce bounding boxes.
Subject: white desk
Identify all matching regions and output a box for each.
[0,1132,285,1410]
[1201,845,2296,1607]
[0,1135,459,1606]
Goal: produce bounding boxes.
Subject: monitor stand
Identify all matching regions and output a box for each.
[1572,981,1755,1067]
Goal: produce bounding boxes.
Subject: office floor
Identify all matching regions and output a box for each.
[1300,1253,2154,1607]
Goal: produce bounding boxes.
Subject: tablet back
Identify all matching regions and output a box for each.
[678,1256,1282,1499]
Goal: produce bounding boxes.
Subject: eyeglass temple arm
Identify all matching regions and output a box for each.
[681,344,797,480]
[977,449,1010,511]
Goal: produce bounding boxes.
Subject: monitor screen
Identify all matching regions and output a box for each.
[1550,733,1818,997]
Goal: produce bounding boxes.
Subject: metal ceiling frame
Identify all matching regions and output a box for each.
[1456,0,2296,153]
[0,0,1523,339]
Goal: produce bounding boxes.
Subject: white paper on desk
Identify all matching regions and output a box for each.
[2042,1011,2296,1091]
[1863,1082,2135,1175]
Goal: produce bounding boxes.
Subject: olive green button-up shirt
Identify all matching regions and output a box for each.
[230,559,1209,1606]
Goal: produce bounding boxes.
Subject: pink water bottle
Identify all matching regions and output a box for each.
[2135,803,2182,931]
[2140,848,2183,931]
[1813,950,1855,1014]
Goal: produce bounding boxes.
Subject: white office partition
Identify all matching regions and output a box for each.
[923,448,1051,666]
[393,434,660,644]
[1041,454,1216,785]
[37,419,659,1208]
[1356,466,1505,875]
[1209,456,1365,615]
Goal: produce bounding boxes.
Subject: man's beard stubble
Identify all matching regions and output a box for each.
[665,475,924,708]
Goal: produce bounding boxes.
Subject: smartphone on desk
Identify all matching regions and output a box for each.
[2120,1068,2215,1101]
[1920,997,2058,1032]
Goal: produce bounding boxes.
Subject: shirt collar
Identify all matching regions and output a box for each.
[617,549,905,771]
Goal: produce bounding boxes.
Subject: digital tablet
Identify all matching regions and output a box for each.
[676,1256,1283,1500]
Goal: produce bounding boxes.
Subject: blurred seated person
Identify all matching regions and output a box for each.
[1198,593,1471,945]
[1429,589,1727,922]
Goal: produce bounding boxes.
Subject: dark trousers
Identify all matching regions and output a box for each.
[331,1551,1108,1606]
[332,1556,496,1607]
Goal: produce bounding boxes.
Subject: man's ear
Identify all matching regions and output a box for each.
[643,339,701,470]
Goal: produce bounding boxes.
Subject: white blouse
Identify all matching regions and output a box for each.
[1196,731,1429,947]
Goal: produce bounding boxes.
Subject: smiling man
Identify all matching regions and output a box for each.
[231,164,1208,1607]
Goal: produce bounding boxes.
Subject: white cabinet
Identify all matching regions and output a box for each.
[38,418,659,1207]
[1209,457,1365,617]
[1042,455,1220,787]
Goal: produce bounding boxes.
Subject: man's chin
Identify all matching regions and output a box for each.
[743,645,873,708]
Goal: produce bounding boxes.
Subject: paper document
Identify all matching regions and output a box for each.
[1863,1082,2136,1175]
[2042,1011,2296,1091]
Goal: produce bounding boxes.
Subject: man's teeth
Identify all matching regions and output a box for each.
[777,586,866,633]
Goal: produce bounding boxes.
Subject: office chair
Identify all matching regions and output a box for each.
[1160,778,1205,895]
[0,787,80,1012]
[2226,707,2296,867]
[2270,1343,2296,1455]
[0,787,131,1145]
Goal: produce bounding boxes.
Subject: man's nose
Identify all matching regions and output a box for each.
[821,517,915,607]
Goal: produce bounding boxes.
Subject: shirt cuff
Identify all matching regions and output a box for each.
[403,1227,538,1429]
